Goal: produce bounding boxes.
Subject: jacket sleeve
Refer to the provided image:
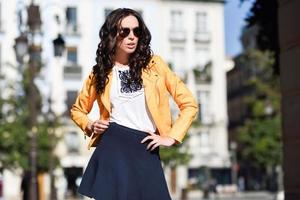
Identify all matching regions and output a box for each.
[70,71,97,137]
[155,55,199,144]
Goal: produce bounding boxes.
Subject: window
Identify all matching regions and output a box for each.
[169,10,186,42]
[66,7,77,25]
[171,47,185,71]
[66,7,78,33]
[199,130,211,155]
[65,131,80,153]
[64,47,81,79]
[196,90,211,123]
[195,48,209,69]
[67,47,77,64]
[171,47,186,80]
[194,48,212,84]
[196,12,207,33]
[200,131,209,147]
[171,10,183,31]
[66,90,78,114]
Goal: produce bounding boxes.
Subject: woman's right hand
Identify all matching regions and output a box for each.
[89,120,110,135]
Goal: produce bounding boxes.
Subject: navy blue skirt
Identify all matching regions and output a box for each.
[77,122,172,200]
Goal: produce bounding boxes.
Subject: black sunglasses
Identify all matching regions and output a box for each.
[118,27,141,38]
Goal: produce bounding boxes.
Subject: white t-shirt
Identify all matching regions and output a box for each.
[109,65,157,133]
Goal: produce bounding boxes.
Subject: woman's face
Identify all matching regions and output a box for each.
[115,15,140,55]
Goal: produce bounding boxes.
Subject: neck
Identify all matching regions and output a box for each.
[114,50,129,66]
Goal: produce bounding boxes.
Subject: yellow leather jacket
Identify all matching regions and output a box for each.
[71,55,199,149]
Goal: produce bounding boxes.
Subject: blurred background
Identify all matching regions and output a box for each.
[0,0,298,200]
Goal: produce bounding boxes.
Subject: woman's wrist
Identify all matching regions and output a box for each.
[170,138,177,146]
[164,136,177,146]
[86,120,94,135]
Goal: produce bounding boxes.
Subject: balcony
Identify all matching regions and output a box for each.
[201,114,215,125]
[65,23,81,36]
[193,61,212,84]
[169,29,187,42]
[63,64,82,80]
[194,31,211,43]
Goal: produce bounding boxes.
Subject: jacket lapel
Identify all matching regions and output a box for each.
[142,66,159,107]
[100,71,113,113]
[100,59,159,114]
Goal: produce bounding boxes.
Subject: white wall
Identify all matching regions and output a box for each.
[0,0,229,199]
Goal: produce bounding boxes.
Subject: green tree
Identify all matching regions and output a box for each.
[236,49,282,190]
[0,64,61,173]
[160,130,193,193]
[160,134,192,167]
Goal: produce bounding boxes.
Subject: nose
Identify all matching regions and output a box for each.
[128,30,135,40]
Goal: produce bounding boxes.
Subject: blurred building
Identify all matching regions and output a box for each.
[226,24,280,191]
[0,0,229,199]
[226,25,262,190]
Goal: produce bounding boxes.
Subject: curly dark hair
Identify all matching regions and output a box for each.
[92,8,153,95]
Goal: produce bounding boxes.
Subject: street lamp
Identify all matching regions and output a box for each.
[14,2,65,200]
[14,33,28,63]
[53,33,66,57]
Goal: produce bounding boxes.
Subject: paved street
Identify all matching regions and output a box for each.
[78,191,281,200]
[209,192,276,200]
[173,191,279,200]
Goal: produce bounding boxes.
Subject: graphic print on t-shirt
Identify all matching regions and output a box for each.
[118,70,142,93]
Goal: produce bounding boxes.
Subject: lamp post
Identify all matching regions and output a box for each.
[230,141,238,186]
[47,96,58,200]
[14,4,42,200]
[14,2,65,200]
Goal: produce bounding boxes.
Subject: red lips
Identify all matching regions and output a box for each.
[126,43,136,49]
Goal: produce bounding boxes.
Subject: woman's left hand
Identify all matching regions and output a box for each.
[141,130,176,151]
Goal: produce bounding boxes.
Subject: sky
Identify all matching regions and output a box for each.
[224,0,255,57]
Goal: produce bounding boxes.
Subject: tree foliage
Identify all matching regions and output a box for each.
[160,134,192,168]
[236,49,282,168]
[0,65,60,172]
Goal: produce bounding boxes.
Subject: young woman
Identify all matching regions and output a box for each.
[71,8,198,200]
